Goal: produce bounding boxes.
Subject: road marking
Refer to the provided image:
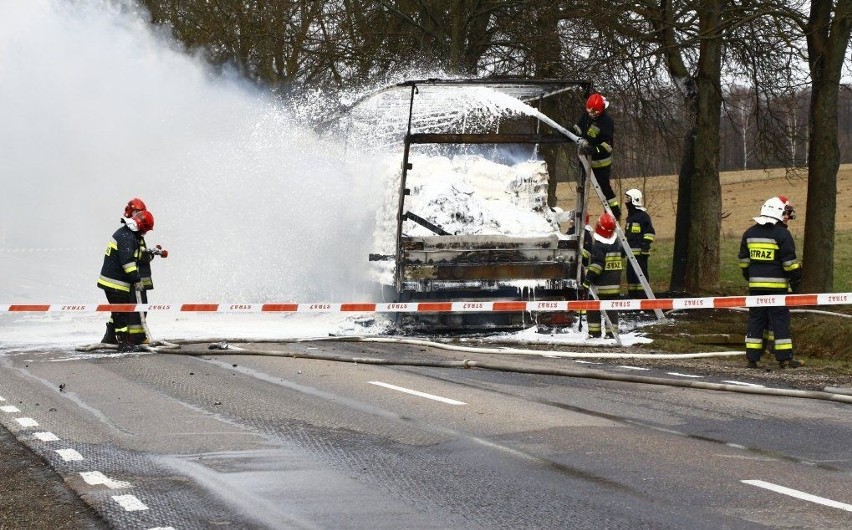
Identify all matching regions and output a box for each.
[80,471,131,489]
[666,372,703,378]
[112,494,148,511]
[15,417,38,427]
[742,480,852,512]
[1,405,21,413]
[34,432,60,441]
[56,449,84,461]
[723,381,765,388]
[368,381,466,405]
[618,365,649,371]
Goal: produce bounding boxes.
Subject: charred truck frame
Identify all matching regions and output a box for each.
[373,78,595,331]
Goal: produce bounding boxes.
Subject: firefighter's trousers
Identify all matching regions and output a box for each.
[745,288,792,362]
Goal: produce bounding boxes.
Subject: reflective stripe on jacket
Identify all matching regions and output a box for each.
[738,222,800,290]
[572,112,614,169]
[585,240,623,295]
[625,207,655,255]
[97,225,142,292]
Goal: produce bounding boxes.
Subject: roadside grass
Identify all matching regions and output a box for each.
[636,230,852,369]
[645,230,852,295]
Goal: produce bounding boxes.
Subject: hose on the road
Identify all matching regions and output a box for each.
[155,338,852,405]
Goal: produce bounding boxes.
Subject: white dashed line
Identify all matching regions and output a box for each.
[80,471,131,489]
[618,365,650,371]
[0,395,160,524]
[742,480,852,512]
[723,381,765,388]
[55,449,84,462]
[666,372,703,378]
[368,381,467,405]
[15,417,38,428]
[112,494,148,511]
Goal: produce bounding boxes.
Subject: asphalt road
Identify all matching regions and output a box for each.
[0,340,850,529]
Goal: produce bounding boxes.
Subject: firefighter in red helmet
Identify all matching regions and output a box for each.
[573,93,620,219]
[99,198,168,348]
[97,209,154,352]
[582,212,623,339]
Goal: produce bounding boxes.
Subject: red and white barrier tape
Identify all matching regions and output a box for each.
[1,293,849,314]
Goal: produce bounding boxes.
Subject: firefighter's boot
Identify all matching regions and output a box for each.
[116,332,142,353]
[100,322,117,345]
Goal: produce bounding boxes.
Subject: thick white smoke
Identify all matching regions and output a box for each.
[0,0,386,304]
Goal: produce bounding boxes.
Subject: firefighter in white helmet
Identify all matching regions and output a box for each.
[738,197,802,369]
[623,189,655,299]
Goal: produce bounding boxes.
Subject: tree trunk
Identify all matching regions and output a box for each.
[801,0,852,293]
[684,0,723,293]
[669,115,695,294]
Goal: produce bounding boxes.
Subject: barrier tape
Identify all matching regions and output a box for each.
[0,293,849,314]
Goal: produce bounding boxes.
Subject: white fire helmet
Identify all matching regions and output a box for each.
[625,188,644,209]
[754,197,785,225]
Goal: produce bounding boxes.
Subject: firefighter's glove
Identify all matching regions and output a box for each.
[789,277,801,293]
[578,140,594,156]
[133,282,144,295]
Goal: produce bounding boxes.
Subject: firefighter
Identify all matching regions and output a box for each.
[623,189,655,299]
[738,197,802,369]
[573,93,620,219]
[100,198,147,345]
[97,209,154,352]
[761,196,797,356]
[582,212,622,339]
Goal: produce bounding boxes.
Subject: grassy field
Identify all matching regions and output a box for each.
[556,164,852,363]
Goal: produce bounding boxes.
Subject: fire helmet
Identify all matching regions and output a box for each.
[132,210,154,234]
[754,197,785,225]
[586,93,606,114]
[594,212,617,243]
[625,188,644,208]
[124,197,147,218]
[777,195,796,220]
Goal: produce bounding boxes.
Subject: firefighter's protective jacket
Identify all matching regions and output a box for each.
[97,225,143,292]
[584,239,623,296]
[572,112,614,170]
[738,222,801,291]
[138,237,154,290]
[625,207,655,255]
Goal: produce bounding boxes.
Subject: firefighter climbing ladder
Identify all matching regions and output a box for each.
[536,116,667,325]
[578,154,666,323]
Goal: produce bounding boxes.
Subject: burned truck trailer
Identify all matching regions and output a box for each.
[368,79,593,331]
